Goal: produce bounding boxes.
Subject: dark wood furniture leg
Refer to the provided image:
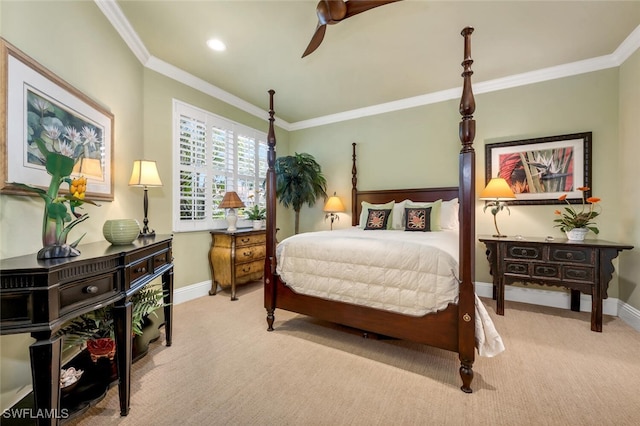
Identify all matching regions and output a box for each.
[163,267,174,346]
[113,300,132,416]
[29,332,62,426]
[570,290,581,312]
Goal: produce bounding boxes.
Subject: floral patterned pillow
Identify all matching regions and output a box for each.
[364,209,392,230]
[404,207,432,232]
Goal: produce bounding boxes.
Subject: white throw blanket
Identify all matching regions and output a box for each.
[276,228,504,357]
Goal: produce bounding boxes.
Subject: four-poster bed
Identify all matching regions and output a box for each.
[263,27,495,392]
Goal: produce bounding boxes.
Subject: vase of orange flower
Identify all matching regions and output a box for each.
[553,187,601,241]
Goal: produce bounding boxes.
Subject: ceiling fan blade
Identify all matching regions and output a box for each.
[302,23,327,58]
[344,0,402,19]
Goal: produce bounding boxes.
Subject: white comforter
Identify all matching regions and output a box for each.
[276,227,504,357]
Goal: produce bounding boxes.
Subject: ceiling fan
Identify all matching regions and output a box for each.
[302,0,402,58]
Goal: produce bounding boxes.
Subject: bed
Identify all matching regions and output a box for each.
[263,27,500,392]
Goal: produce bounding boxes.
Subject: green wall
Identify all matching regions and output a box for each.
[0,0,638,414]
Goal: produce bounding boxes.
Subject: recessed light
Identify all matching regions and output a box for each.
[207,38,226,52]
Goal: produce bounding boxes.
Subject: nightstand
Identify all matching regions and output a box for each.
[209,228,266,300]
[479,235,633,332]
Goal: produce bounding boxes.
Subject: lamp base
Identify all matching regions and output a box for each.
[139,230,156,238]
[226,209,238,232]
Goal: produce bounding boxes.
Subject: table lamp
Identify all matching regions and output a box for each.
[129,160,163,237]
[480,177,516,237]
[219,191,245,231]
[323,192,345,230]
[72,157,103,179]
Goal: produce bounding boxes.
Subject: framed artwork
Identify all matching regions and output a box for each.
[1,38,114,201]
[485,132,592,205]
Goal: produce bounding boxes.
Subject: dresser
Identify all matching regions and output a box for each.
[479,235,632,332]
[0,235,174,425]
[209,228,266,300]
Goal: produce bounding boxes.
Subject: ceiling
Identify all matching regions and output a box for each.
[109,1,640,127]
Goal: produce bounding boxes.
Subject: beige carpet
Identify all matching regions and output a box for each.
[68,282,640,426]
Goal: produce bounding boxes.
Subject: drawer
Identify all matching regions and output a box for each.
[550,247,593,265]
[153,252,170,269]
[504,261,530,277]
[236,233,266,247]
[562,266,594,283]
[506,244,542,260]
[130,258,151,282]
[237,245,266,263]
[60,272,117,315]
[235,260,264,279]
[532,264,560,279]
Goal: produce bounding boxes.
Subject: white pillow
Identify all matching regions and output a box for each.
[440,198,459,230]
[392,200,409,229]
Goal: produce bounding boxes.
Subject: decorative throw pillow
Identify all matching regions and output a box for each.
[405,207,432,232]
[406,199,442,231]
[359,201,395,229]
[364,209,392,230]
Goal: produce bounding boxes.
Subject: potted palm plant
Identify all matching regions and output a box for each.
[275,152,327,234]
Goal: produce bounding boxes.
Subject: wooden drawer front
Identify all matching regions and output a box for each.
[237,245,266,263]
[504,261,530,277]
[60,273,117,314]
[235,260,264,279]
[506,244,542,260]
[153,252,169,269]
[130,259,151,282]
[550,247,593,264]
[236,233,266,248]
[532,264,560,279]
[563,266,594,283]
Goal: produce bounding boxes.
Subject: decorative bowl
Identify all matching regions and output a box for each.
[103,219,140,245]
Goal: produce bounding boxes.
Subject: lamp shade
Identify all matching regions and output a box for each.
[129,160,163,187]
[72,157,103,179]
[323,194,345,213]
[480,178,516,200]
[219,191,245,209]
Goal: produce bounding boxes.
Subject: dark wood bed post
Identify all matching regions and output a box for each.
[351,142,358,226]
[458,26,476,393]
[265,89,277,331]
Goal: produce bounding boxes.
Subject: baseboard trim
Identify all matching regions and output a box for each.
[173,280,212,305]
[171,280,640,333]
[476,281,640,332]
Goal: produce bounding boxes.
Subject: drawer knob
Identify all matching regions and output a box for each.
[155,257,165,263]
[521,249,527,255]
[84,285,99,294]
[241,238,250,243]
[242,266,252,273]
[243,252,254,257]
[567,252,573,259]
[135,267,147,273]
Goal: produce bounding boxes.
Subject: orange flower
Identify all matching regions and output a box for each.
[553,187,601,235]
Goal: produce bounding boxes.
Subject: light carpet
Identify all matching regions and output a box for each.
[68,282,640,425]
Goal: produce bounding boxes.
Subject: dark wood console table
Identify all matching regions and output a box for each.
[479,235,632,332]
[0,235,174,425]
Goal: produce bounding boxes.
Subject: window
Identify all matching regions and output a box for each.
[173,100,267,232]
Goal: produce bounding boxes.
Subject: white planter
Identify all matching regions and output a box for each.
[252,220,263,230]
[565,228,588,241]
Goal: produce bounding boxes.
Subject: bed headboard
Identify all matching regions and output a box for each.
[350,143,458,225]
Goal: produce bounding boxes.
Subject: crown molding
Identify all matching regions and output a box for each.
[96,1,639,132]
[94,0,150,64]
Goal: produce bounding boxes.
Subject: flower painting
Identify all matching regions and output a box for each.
[1,38,113,200]
[485,132,592,205]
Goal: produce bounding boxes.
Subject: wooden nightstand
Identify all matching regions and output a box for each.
[479,235,633,332]
[209,228,266,300]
